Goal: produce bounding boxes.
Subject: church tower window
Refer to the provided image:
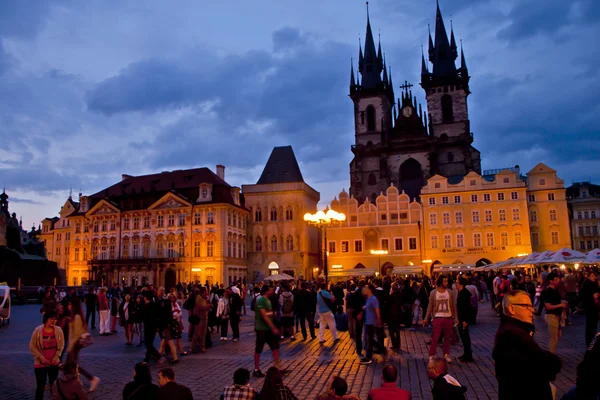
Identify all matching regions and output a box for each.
[366,105,376,131]
[368,173,377,186]
[441,95,454,123]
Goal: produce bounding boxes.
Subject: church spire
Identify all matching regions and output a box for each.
[421,46,429,75]
[382,56,388,84]
[358,38,364,74]
[360,1,382,88]
[460,40,468,72]
[450,20,458,60]
[377,33,383,73]
[350,58,356,90]
[431,0,457,77]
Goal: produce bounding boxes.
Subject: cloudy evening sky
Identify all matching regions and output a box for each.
[1,0,599,229]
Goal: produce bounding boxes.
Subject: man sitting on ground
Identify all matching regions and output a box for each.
[427,357,467,399]
[317,376,360,400]
[158,367,193,400]
[367,364,411,400]
[222,368,259,400]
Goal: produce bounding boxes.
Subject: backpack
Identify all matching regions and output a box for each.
[250,294,258,311]
[282,294,293,314]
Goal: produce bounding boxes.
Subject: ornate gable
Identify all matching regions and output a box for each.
[86,200,120,216]
[149,192,192,210]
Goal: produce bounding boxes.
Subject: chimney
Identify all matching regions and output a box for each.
[122,174,133,181]
[216,165,225,181]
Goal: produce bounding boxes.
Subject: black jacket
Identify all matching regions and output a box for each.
[294,289,312,313]
[229,293,243,315]
[158,382,193,400]
[122,381,159,400]
[387,291,403,325]
[456,288,473,323]
[349,289,366,319]
[493,316,561,400]
[432,374,467,400]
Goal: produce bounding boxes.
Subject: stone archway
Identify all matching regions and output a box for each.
[476,258,492,267]
[381,262,394,276]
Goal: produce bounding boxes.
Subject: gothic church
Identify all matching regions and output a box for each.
[349,3,481,203]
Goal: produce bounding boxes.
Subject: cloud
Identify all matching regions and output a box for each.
[9,197,43,205]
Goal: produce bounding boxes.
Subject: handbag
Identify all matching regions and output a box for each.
[77,332,94,348]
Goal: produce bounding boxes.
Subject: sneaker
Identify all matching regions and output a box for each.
[319,340,326,344]
[89,377,101,392]
[169,359,180,365]
[444,354,452,363]
[359,357,372,365]
[333,338,341,343]
[253,369,265,378]
[280,336,284,340]
[232,338,239,342]
[290,337,296,341]
[220,337,225,341]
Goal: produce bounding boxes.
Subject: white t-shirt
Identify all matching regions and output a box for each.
[434,290,452,318]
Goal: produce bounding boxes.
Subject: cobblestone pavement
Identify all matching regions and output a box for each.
[0,301,587,399]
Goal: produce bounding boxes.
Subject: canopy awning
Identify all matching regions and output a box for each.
[433,264,477,273]
[325,268,378,277]
[534,248,587,264]
[392,266,424,275]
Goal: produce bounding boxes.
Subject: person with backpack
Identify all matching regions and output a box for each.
[317,283,339,344]
[279,284,295,340]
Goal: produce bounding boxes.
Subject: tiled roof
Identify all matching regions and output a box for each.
[257,146,304,185]
[86,167,244,212]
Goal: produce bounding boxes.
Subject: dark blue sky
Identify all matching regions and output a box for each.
[1,0,599,228]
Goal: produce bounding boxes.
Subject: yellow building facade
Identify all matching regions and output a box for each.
[421,169,533,270]
[568,182,600,252]
[326,185,424,278]
[40,166,250,288]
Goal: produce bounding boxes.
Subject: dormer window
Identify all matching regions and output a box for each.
[202,188,208,198]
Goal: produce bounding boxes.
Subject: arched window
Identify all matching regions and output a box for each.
[577,211,582,219]
[539,179,546,185]
[255,237,262,252]
[271,236,278,252]
[270,207,278,221]
[255,208,262,222]
[584,211,589,219]
[285,207,293,221]
[368,173,377,186]
[286,235,293,251]
[366,105,376,131]
[441,94,453,123]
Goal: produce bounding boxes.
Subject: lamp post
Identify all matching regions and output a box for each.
[370,249,388,275]
[304,210,346,283]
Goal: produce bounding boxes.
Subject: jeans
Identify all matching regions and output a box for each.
[34,366,59,400]
[298,311,316,339]
[220,317,229,337]
[318,311,338,342]
[144,324,160,361]
[354,317,364,355]
[230,314,240,339]
[365,324,385,360]
[86,307,96,329]
[99,310,110,334]
[545,314,561,353]
[429,317,453,356]
[458,323,472,358]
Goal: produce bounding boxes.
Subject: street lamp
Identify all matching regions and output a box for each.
[370,249,388,275]
[304,210,346,282]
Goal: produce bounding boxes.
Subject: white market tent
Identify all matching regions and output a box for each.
[433,264,477,273]
[584,249,600,264]
[323,268,378,278]
[533,248,586,265]
[264,273,294,281]
[392,266,424,275]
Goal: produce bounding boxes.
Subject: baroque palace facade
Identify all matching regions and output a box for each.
[39,3,573,286]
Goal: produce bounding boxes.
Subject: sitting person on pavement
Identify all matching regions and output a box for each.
[157,367,193,400]
[317,376,360,400]
[367,365,411,400]
[222,368,259,400]
[51,362,88,400]
[427,357,467,400]
[122,362,159,400]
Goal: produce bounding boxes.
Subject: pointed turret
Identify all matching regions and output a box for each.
[431,0,456,77]
[428,25,434,62]
[421,47,429,76]
[450,21,458,60]
[377,35,383,72]
[387,65,395,102]
[460,41,468,73]
[360,2,382,88]
[350,59,356,91]
[358,38,364,74]
[382,58,388,84]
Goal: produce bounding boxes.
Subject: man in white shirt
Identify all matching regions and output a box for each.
[423,275,458,364]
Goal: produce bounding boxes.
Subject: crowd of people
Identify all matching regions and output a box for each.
[29,264,600,400]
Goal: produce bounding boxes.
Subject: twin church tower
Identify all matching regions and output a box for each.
[349,2,481,203]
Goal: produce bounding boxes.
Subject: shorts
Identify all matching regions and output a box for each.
[255,329,279,354]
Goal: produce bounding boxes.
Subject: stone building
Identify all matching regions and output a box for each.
[243,146,320,280]
[327,186,424,278]
[349,3,480,203]
[567,182,600,252]
[40,166,249,289]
